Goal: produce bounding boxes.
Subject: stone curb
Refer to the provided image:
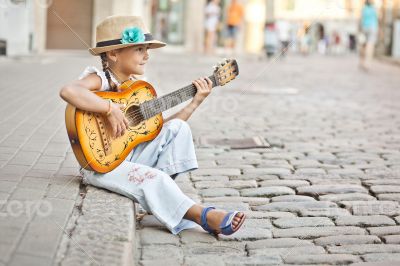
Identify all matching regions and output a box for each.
[55,185,137,266]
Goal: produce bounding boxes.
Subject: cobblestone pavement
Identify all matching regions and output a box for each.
[137,53,400,265]
[0,52,399,266]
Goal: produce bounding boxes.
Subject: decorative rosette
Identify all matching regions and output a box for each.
[121,27,146,44]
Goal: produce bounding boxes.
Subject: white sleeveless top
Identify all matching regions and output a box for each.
[78,66,139,91]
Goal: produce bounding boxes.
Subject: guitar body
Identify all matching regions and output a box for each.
[65,80,163,173]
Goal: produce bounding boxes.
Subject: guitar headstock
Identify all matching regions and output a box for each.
[213,59,239,86]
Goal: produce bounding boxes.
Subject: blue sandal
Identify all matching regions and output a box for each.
[200,206,246,235]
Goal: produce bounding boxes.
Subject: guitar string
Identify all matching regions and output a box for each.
[122,75,217,121]
[123,74,219,121]
[123,84,197,121]
[106,84,192,119]
[100,74,221,123]
[123,79,217,122]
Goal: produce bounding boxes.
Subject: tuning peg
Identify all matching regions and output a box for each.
[213,65,218,70]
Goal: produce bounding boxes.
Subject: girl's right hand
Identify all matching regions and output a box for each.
[106,103,130,138]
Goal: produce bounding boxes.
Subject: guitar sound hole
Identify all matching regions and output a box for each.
[126,105,144,127]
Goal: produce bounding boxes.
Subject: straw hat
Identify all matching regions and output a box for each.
[89,15,166,56]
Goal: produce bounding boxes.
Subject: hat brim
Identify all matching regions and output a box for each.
[89,40,166,56]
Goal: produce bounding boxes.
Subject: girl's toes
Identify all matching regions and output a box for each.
[237,212,244,218]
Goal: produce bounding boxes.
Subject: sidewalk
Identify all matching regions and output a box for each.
[0,55,137,266]
[378,55,400,67]
[1,52,400,265]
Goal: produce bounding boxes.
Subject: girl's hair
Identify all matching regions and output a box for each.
[100,52,118,92]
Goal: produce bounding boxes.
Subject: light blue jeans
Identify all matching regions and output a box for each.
[80,119,200,234]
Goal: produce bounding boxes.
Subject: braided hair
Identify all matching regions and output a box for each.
[100,53,118,92]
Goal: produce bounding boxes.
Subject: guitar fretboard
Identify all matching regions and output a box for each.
[140,75,217,119]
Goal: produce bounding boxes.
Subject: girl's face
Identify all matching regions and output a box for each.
[115,44,150,76]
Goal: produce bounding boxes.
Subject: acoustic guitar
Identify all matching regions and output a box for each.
[65,59,239,173]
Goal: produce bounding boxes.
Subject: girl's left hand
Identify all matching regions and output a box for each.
[192,77,213,105]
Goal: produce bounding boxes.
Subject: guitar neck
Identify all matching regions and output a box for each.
[141,75,218,119]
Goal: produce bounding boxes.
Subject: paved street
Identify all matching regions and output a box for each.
[0,51,400,265]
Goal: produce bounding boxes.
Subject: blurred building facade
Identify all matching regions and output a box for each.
[0,0,399,57]
[378,0,400,57]
[265,0,362,54]
[0,0,152,56]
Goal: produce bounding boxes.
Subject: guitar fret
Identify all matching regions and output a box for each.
[142,74,218,120]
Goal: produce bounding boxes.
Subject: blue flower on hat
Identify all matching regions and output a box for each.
[121,27,145,44]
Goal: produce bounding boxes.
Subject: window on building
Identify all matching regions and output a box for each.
[151,0,185,45]
[285,0,295,11]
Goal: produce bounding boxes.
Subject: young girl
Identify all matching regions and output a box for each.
[59,16,245,235]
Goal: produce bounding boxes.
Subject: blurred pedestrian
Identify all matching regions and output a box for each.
[276,20,291,57]
[331,31,341,55]
[349,34,357,52]
[263,22,279,58]
[160,17,168,42]
[224,0,244,55]
[317,23,328,55]
[204,0,221,55]
[359,0,378,71]
[299,24,311,56]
